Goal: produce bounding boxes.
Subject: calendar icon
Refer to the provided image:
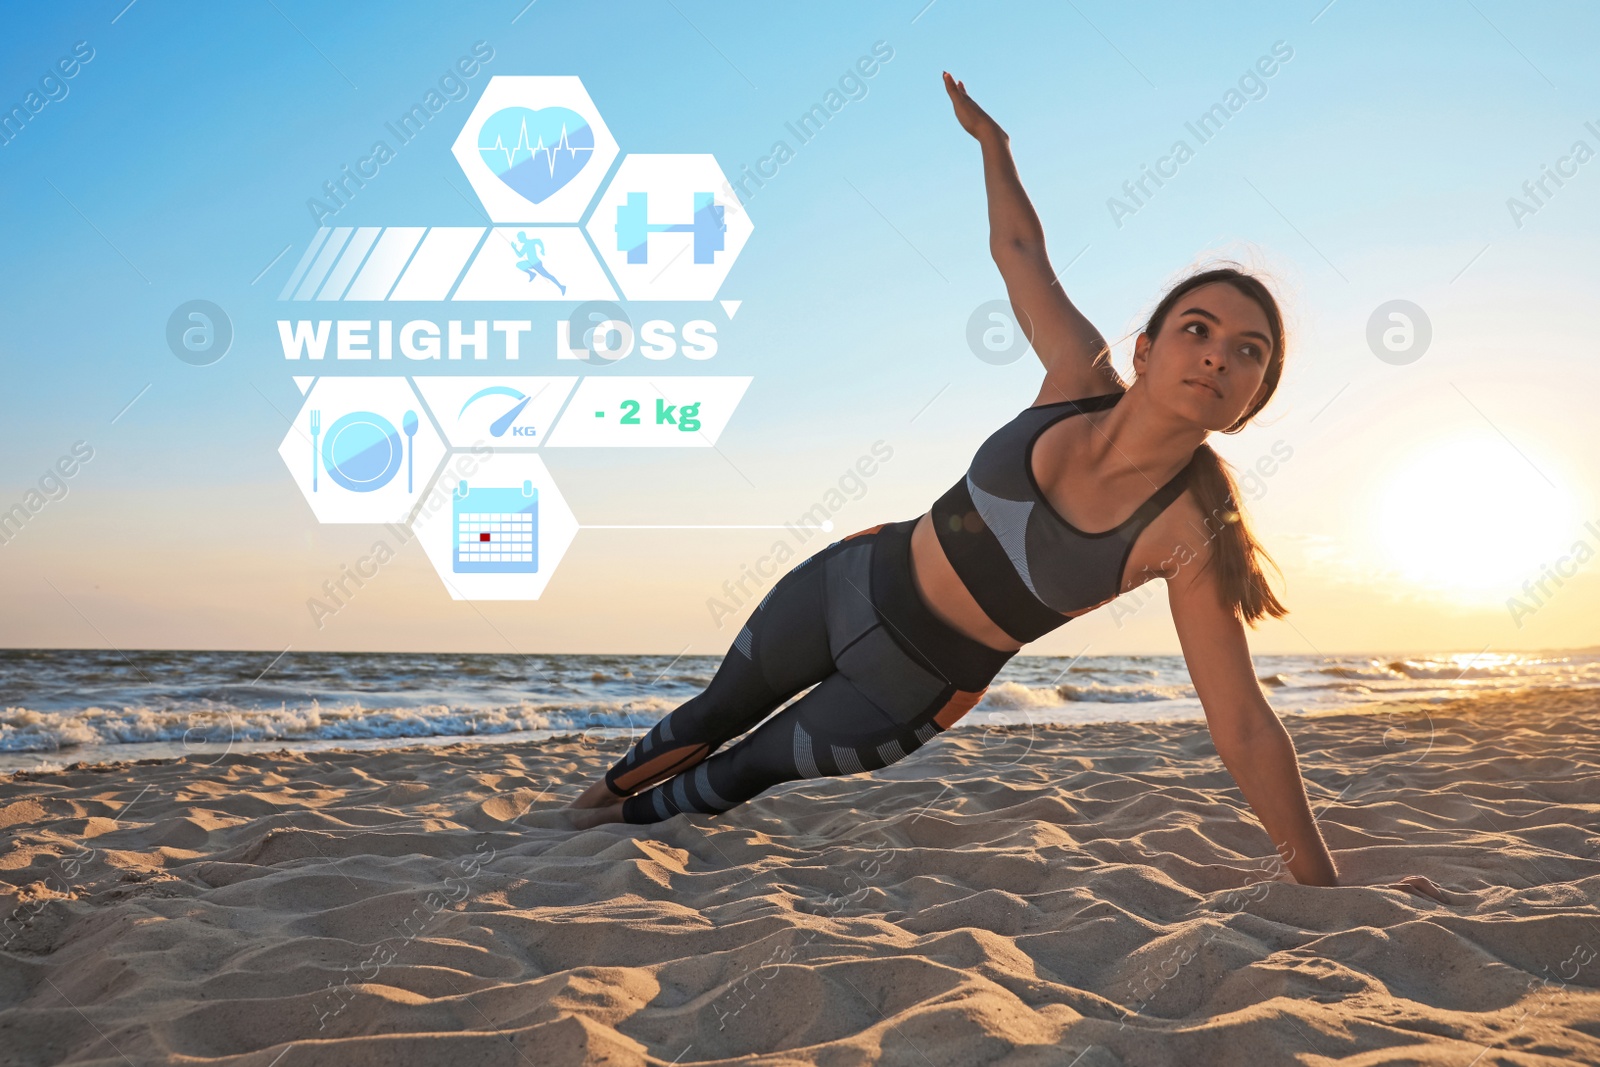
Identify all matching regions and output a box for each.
[453,480,539,574]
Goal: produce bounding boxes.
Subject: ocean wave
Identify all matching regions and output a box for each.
[981,681,1194,707]
[1258,676,1379,695]
[1312,658,1556,682]
[1384,659,1524,680]
[0,699,680,754]
[1058,682,1195,703]
[979,682,1067,710]
[1059,666,1161,678]
[1315,662,1403,680]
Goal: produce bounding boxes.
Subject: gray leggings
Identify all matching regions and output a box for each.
[602,518,1016,824]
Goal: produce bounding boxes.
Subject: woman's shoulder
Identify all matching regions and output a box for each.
[1135,480,1221,585]
[1028,368,1128,410]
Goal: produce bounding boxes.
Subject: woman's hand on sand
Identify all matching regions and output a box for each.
[943,71,1005,142]
[1366,874,1453,904]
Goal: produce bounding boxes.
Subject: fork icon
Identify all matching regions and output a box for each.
[310,409,321,492]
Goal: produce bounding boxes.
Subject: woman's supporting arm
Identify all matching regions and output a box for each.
[1211,714,1340,886]
[1165,520,1340,886]
[1163,507,1455,900]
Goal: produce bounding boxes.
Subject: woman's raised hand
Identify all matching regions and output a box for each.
[942,71,1005,142]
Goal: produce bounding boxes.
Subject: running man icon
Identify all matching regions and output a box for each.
[514,232,567,294]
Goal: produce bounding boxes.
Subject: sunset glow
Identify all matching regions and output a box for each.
[1372,435,1577,603]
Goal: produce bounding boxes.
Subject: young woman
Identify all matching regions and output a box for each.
[565,74,1447,902]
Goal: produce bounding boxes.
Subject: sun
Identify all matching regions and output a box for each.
[1373,434,1578,603]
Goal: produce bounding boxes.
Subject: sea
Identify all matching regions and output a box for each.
[2,647,1598,772]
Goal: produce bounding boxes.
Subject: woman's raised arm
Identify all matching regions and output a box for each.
[943,72,1124,403]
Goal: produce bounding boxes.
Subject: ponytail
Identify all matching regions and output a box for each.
[1188,443,1287,624]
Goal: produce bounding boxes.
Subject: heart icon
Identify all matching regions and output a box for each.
[478,106,595,204]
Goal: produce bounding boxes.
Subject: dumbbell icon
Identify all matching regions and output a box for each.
[613,191,726,265]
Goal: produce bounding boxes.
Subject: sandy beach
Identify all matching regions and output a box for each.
[2,687,1598,1066]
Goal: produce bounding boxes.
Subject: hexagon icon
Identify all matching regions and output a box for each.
[278,377,446,524]
[584,155,753,300]
[451,76,619,223]
[412,451,578,600]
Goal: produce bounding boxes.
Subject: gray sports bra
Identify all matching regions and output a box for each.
[928,390,1199,643]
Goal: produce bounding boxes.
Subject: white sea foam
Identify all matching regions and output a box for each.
[0,698,681,754]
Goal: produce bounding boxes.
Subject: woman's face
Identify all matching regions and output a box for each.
[1135,281,1274,431]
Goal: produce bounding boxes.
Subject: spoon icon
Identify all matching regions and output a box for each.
[403,410,418,492]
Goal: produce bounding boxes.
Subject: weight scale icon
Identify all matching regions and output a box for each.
[310,408,420,493]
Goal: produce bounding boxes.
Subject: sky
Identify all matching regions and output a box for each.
[1,0,1597,660]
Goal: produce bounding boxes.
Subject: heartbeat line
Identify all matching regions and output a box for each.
[481,117,593,175]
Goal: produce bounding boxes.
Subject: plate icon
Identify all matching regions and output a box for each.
[321,411,403,492]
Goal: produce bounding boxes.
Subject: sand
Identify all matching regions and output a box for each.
[1,688,1598,1066]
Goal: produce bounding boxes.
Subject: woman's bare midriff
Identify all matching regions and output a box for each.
[908,511,1027,653]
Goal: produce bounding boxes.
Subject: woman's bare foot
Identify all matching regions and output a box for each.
[569,803,626,829]
[563,774,630,827]
[568,776,628,810]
